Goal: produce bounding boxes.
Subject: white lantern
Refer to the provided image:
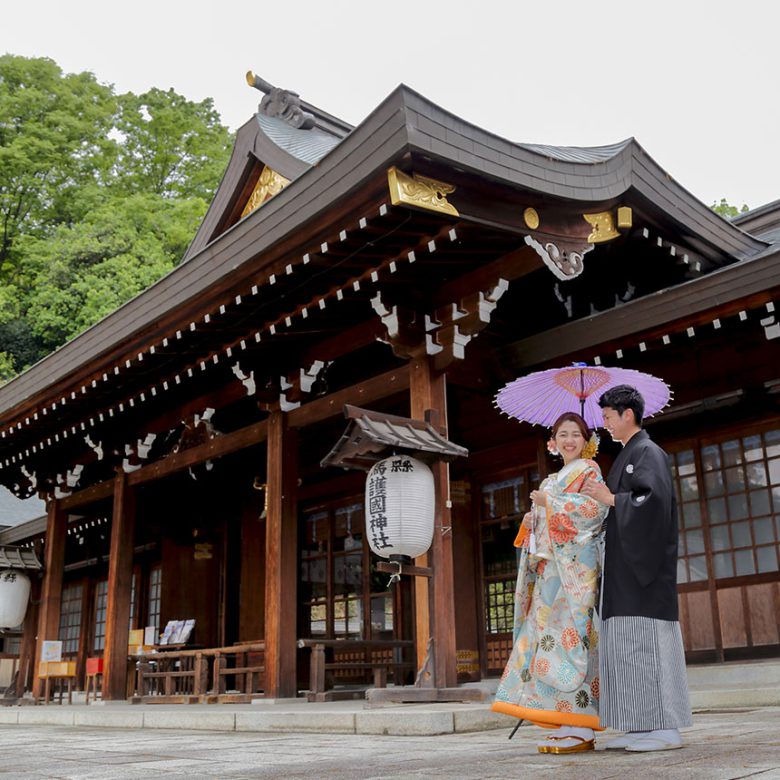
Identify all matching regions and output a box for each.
[0,570,31,628]
[365,455,435,559]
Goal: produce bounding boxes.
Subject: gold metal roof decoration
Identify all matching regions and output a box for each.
[523,207,540,230]
[240,166,290,219]
[387,167,459,217]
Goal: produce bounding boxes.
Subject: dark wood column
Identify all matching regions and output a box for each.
[264,410,298,698]
[103,471,136,700]
[32,500,67,698]
[409,356,457,688]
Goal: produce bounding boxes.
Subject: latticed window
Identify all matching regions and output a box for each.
[672,428,780,584]
[129,573,136,630]
[672,449,707,583]
[148,567,162,631]
[93,580,108,651]
[480,470,538,638]
[300,501,394,640]
[485,579,515,634]
[58,583,83,655]
[702,430,780,578]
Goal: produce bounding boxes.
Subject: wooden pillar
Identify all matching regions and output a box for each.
[264,410,298,698]
[409,356,457,688]
[103,471,136,700]
[32,500,67,699]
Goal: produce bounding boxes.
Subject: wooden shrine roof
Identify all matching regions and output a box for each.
[0,85,775,492]
[0,545,42,570]
[321,405,469,471]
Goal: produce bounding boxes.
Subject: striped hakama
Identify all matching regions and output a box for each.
[599,615,692,731]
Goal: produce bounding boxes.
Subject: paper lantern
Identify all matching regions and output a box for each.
[365,455,434,559]
[0,570,31,628]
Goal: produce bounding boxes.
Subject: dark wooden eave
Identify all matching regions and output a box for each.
[502,247,780,370]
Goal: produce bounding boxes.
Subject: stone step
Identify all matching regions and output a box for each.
[687,658,780,689]
[0,701,517,736]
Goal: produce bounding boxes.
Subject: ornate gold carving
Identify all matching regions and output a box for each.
[241,166,290,219]
[583,211,620,243]
[523,207,540,230]
[387,166,459,216]
[617,206,633,229]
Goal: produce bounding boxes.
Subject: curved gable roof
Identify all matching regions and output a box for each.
[0,84,770,428]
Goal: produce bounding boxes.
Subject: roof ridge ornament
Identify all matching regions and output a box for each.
[246,71,316,129]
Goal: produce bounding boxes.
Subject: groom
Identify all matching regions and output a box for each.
[581,384,691,752]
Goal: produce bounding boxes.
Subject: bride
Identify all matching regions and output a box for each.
[492,412,609,754]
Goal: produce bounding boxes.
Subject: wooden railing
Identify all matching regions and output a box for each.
[134,642,265,703]
[297,639,415,702]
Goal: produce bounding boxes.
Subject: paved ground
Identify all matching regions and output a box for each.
[0,706,779,779]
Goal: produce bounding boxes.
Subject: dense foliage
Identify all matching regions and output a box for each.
[0,55,232,381]
[711,198,750,219]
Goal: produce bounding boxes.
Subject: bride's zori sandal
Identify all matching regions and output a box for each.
[538,735,595,754]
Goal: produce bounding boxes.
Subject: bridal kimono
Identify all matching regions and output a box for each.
[492,458,609,729]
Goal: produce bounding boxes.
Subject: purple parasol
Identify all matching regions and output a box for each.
[494,363,672,429]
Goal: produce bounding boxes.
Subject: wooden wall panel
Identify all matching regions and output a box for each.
[450,493,480,681]
[683,590,717,650]
[160,537,220,648]
[745,582,780,646]
[239,494,265,642]
[717,587,748,649]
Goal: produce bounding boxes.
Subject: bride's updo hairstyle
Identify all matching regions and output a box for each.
[548,412,599,459]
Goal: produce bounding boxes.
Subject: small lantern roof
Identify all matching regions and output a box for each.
[321,405,468,471]
[0,546,42,570]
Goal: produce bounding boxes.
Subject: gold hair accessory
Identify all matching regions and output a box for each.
[581,432,599,460]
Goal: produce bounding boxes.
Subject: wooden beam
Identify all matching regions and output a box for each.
[50,367,403,508]
[102,471,136,700]
[288,366,410,428]
[32,500,67,699]
[376,561,432,578]
[263,410,298,697]
[59,479,115,510]
[409,356,457,688]
[297,318,384,366]
[127,420,268,486]
[433,245,539,307]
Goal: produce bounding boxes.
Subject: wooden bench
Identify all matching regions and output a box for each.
[297,639,415,702]
[36,661,77,705]
[133,642,265,704]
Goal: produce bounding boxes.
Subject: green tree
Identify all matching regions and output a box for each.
[22,193,206,351]
[711,198,750,219]
[113,87,232,201]
[0,55,233,375]
[0,55,117,281]
[0,351,15,384]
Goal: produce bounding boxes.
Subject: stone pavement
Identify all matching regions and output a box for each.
[0,706,779,779]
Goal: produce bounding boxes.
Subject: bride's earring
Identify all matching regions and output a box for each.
[546,438,559,457]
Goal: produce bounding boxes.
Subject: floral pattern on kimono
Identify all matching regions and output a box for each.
[492,458,609,729]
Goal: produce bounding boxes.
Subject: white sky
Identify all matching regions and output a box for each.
[3,0,779,209]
